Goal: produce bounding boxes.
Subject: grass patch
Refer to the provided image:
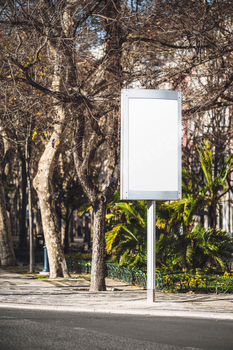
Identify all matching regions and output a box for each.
[70,274,91,281]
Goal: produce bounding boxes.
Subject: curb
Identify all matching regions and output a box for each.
[0,302,233,320]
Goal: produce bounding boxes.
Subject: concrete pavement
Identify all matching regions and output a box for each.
[0,267,233,320]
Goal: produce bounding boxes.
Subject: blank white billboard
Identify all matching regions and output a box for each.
[121,89,182,200]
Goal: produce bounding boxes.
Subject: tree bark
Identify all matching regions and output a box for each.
[64,208,73,254]
[209,202,217,230]
[0,129,16,266]
[0,177,16,266]
[33,77,69,277]
[27,170,35,273]
[33,124,69,278]
[33,30,71,278]
[19,156,27,249]
[90,198,106,291]
[73,130,119,290]
[34,173,69,277]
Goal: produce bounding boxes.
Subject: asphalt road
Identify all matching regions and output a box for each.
[0,308,232,350]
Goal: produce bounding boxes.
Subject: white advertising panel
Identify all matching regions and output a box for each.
[121,89,182,200]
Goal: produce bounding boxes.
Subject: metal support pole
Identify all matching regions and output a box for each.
[147,200,156,302]
[42,242,49,273]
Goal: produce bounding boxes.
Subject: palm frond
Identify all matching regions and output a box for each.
[78,203,92,216]
[105,223,124,253]
[122,226,139,241]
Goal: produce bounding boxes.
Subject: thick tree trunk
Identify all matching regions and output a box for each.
[34,173,69,277]
[90,198,106,291]
[0,178,16,266]
[33,103,69,278]
[33,33,71,278]
[73,128,119,291]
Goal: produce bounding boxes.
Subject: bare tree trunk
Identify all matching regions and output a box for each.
[64,208,73,254]
[27,170,35,273]
[61,218,66,250]
[25,126,35,273]
[35,202,43,237]
[34,176,69,277]
[19,156,27,249]
[33,32,71,278]
[64,219,69,254]
[0,129,16,266]
[0,177,16,266]
[28,177,35,273]
[58,152,70,252]
[209,202,217,230]
[33,99,69,277]
[90,198,106,291]
[33,135,69,277]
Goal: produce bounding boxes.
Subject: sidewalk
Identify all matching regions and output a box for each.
[0,267,233,320]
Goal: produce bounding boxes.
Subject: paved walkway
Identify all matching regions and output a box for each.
[0,267,233,320]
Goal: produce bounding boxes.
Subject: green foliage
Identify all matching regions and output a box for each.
[65,252,92,261]
[196,140,233,227]
[67,260,233,293]
[105,141,233,274]
[78,203,92,216]
[156,168,207,233]
[161,272,233,293]
[156,224,233,274]
[156,140,233,274]
[105,191,147,270]
[157,140,233,231]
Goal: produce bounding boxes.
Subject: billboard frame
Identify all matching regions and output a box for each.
[121,89,182,201]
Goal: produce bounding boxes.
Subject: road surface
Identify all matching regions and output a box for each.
[0,307,232,350]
